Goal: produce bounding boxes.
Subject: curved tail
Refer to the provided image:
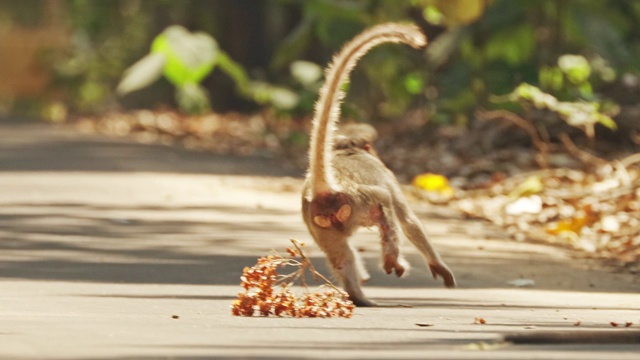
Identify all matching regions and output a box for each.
[308,23,427,196]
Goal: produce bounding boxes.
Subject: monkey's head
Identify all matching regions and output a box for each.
[334,123,379,156]
[309,192,353,231]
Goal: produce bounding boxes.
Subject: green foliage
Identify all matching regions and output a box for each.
[117,25,222,114]
[538,54,618,104]
[414,0,638,127]
[270,0,369,70]
[404,72,425,95]
[39,0,640,123]
[175,83,211,116]
[290,61,323,87]
[558,55,591,85]
[118,25,301,114]
[484,24,535,66]
[506,83,617,134]
[497,52,619,140]
[151,27,218,87]
[53,1,159,113]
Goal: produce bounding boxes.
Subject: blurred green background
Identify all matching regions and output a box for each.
[1,0,639,131]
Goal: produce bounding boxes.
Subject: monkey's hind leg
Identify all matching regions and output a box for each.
[361,185,410,278]
[373,204,411,277]
[391,192,456,288]
[318,233,377,307]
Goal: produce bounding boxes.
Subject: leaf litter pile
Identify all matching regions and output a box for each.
[73,109,302,158]
[412,145,640,273]
[71,109,640,272]
[453,163,640,268]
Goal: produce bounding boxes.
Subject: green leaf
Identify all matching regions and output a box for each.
[578,82,593,99]
[403,72,424,95]
[558,55,591,85]
[151,25,219,86]
[290,60,323,86]
[117,52,166,95]
[249,82,299,110]
[268,87,300,110]
[510,83,558,109]
[175,83,211,115]
[539,66,564,92]
[555,101,616,130]
[217,52,252,96]
[509,83,619,132]
[423,5,444,26]
[595,113,617,130]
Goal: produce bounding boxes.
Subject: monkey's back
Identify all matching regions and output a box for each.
[332,150,395,188]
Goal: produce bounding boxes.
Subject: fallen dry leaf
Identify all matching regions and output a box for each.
[474,317,487,325]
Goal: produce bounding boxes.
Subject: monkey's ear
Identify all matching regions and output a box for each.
[336,204,352,222]
[313,215,332,228]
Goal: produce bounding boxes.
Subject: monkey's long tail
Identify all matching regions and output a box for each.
[308,23,427,196]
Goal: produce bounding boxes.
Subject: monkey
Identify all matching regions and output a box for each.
[301,23,456,307]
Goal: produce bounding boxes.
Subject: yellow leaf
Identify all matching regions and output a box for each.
[508,175,544,199]
[546,216,586,235]
[413,173,455,204]
[413,173,453,194]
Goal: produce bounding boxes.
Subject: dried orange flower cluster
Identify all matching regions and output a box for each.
[231,240,354,318]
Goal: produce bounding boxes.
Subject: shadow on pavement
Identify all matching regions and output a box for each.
[0,123,638,296]
[0,202,303,286]
[1,201,637,296]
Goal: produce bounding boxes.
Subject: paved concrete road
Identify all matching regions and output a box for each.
[1,123,639,359]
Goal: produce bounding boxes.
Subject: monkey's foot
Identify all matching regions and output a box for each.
[350,297,378,307]
[429,262,456,288]
[383,255,407,277]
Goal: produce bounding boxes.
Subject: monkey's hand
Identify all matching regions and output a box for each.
[428,262,456,288]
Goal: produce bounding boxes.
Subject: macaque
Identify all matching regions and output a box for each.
[301,23,456,307]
